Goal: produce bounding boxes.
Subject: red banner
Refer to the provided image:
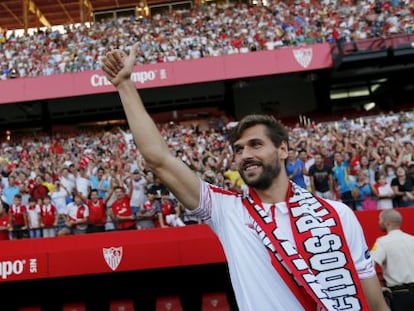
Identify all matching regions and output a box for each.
[0,246,48,282]
[0,43,332,105]
[0,208,411,283]
[0,225,226,282]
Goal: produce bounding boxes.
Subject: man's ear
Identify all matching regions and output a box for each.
[278,141,289,160]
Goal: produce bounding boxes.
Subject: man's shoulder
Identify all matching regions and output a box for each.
[373,234,391,249]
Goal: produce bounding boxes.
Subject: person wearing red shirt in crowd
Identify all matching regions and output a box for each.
[84,189,110,233]
[109,186,135,230]
[0,202,10,240]
[9,194,28,239]
[137,189,159,230]
[40,195,58,238]
[30,175,49,201]
[158,190,185,228]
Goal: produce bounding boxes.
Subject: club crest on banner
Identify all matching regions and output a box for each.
[103,246,123,271]
[293,48,313,68]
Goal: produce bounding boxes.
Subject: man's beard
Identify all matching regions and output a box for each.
[239,158,282,190]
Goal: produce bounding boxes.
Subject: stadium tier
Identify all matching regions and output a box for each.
[0,43,332,105]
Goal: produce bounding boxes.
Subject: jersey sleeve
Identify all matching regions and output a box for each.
[185,179,212,222]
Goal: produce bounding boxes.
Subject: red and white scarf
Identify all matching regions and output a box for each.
[242,182,370,311]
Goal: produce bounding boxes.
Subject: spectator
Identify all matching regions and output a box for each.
[136,188,159,230]
[9,194,28,239]
[85,189,109,234]
[223,161,246,194]
[147,175,168,199]
[374,172,395,210]
[332,151,357,210]
[3,175,20,207]
[371,209,414,311]
[30,175,49,201]
[58,193,89,235]
[40,194,58,238]
[158,190,185,228]
[0,201,10,240]
[285,149,307,189]
[127,169,147,215]
[108,186,136,231]
[59,167,76,195]
[26,197,42,238]
[353,170,378,211]
[50,180,70,232]
[391,166,414,207]
[89,167,110,200]
[308,153,335,200]
[76,166,91,198]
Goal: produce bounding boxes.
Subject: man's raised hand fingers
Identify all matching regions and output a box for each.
[105,51,123,71]
[101,56,118,79]
[112,51,126,71]
[101,61,116,80]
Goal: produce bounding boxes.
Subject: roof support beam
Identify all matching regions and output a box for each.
[58,0,74,25]
[23,0,51,31]
[80,0,93,23]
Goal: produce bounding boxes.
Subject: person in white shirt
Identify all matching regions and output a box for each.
[75,167,91,198]
[59,167,76,195]
[26,197,42,239]
[101,43,390,311]
[375,173,395,210]
[127,169,147,215]
[371,209,414,311]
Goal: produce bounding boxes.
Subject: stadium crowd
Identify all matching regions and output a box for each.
[1,0,414,79]
[0,109,412,240]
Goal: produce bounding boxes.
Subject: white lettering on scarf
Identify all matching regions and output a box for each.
[245,183,364,311]
[289,185,361,310]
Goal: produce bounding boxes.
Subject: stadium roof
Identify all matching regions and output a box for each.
[0,0,142,31]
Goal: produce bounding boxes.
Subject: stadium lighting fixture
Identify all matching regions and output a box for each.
[363,102,376,111]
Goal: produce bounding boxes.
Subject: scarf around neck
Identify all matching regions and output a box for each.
[242,181,370,311]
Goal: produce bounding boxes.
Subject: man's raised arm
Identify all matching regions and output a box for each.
[101,44,200,210]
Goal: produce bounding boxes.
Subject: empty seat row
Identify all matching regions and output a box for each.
[18,292,231,311]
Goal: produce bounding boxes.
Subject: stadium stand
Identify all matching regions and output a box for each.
[109,299,135,311]
[155,296,183,311]
[201,292,230,311]
[1,1,414,79]
[0,1,413,310]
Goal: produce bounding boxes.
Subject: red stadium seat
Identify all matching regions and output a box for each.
[156,295,183,311]
[62,303,86,311]
[18,306,42,311]
[110,299,135,311]
[202,292,230,311]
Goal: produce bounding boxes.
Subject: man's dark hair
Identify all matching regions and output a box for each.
[229,114,289,148]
